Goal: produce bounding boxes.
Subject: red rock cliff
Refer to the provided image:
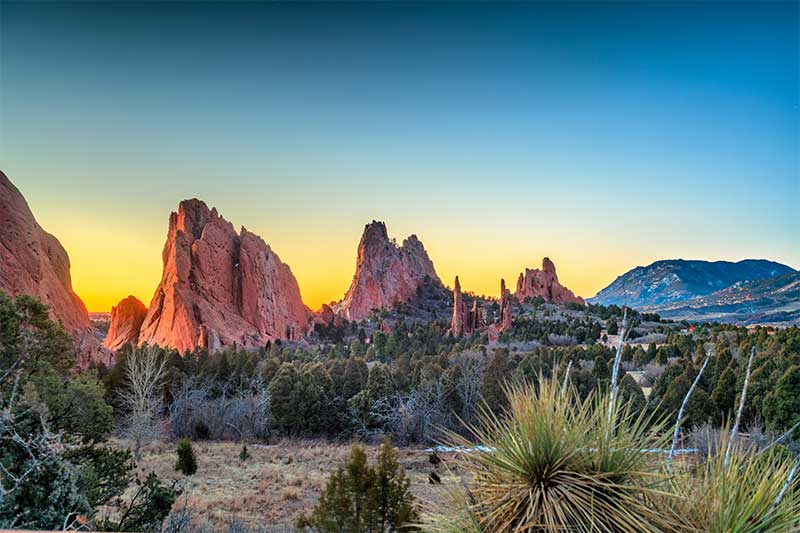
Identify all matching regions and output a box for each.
[0,170,89,334]
[137,199,310,352]
[515,257,584,305]
[104,295,147,351]
[336,221,440,321]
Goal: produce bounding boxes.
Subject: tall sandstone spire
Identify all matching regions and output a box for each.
[499,278,513,330]
[450,276,466,336]
[336,221,440,321]
[137,199,310,353]
[0,170,89,334]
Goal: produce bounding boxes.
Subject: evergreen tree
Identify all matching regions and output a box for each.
[710,367,737,424]
[175,439,198,475]
[305,442,417,532]
[764,365,800,434]
[481,348,510,413]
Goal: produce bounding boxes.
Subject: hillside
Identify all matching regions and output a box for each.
[591,259,794,308]
[655,270,800,325]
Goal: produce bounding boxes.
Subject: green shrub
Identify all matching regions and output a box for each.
[175,439,197,476]
[97,472,180,532]
[305,440,417,532]
[239,443,251,462]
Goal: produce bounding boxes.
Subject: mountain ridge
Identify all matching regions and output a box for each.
[590,258,795,308]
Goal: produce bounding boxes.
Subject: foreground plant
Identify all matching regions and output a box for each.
[425,378,682,532]
[673,431,800,533]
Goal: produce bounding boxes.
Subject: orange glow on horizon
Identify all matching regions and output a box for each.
[71,235,623,314]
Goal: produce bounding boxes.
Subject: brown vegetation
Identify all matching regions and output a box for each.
[118,438,455,530]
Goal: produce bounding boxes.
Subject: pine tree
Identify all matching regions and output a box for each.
[239,443,251,462]
[175,439,197,476]
[374,440,417,531]
[307,442,417,532]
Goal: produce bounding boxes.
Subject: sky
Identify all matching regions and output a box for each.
[1,2,798,312]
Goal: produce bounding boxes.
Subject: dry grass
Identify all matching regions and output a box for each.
[111,437,455,530]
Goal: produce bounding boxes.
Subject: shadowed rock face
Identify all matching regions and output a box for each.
[336,220,440,321]
[137,199,310,353]
[515,257,584,305]
[104,295,147,351]
[0,170,89,334]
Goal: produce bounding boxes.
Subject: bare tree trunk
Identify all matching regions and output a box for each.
[725,346,755,466]
[608,307,628,428]
[120,346,168,460]
[561,360,573,394]
[668,351,710,472]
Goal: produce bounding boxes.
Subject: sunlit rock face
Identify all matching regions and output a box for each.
[104,295,147,351]
[0,170,90,334]
[515,257,584,305]
[336,220,440,321]
[137,199,310,353]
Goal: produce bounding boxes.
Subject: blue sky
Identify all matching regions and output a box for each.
[1,2,797,310]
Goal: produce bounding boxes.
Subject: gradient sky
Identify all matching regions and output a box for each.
[1,2,798,312]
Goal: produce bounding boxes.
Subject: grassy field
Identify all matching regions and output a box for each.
[109,438,457,531]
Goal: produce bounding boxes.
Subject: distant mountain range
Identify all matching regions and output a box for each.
[591,259,799,325]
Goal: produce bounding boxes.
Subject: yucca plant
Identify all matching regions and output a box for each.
[674,431,800,532]
[425,378,684,532]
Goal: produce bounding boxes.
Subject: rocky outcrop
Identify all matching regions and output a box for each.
[336,221,440,321]
[309,303,347,334]
[104,295,147,351]
[499,279,513,331]
[0,170,90,334]
[451,277,512,341]
[488,279,513,342]
[470,300,485,331]
[515,257,584,305]
[137,199,310,353]
[450,276,467,336]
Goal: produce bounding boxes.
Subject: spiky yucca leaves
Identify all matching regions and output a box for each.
[675,433,800,532]
[428,379,682,532]
[420,480,483,533]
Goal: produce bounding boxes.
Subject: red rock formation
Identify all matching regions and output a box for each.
[309,303,346,333]
[104,295,147,351]
[450,276,467,336]
[470,299,485,331]
[487,279,513,342]
[450,276,488,337]
[499,279,513,331]
[515,257,584,305]
[336,221,440,321]
[137,199,310,353]
[0,170,89,334]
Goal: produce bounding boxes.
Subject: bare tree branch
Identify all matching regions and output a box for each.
[668,351,711,472]
[725,346,755,466]
[608,307,628,421]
